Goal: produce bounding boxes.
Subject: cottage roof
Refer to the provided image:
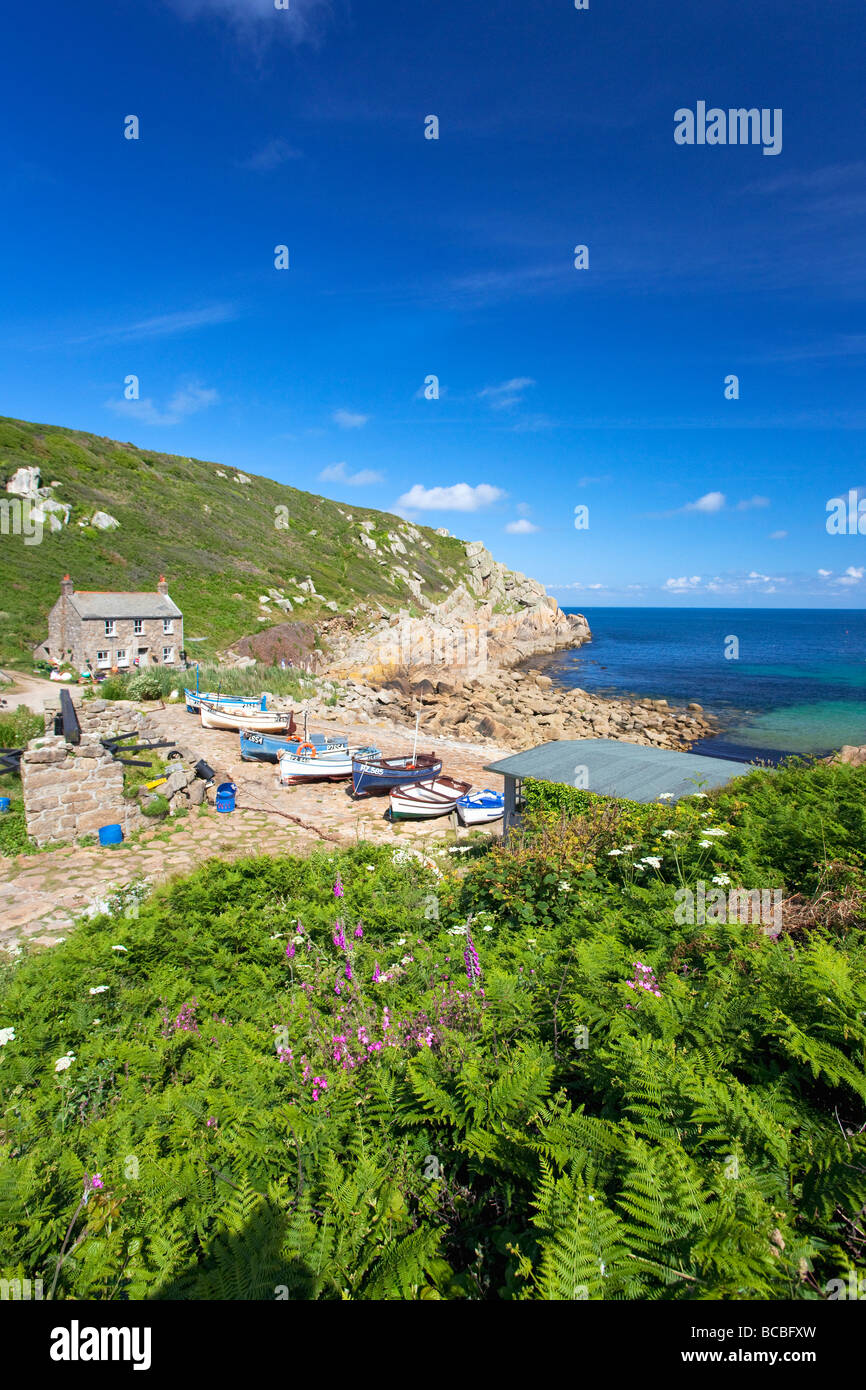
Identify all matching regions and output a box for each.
[484,738,758,803]
[67,590,182,621]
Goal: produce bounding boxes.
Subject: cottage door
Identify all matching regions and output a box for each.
[137,648,149,666]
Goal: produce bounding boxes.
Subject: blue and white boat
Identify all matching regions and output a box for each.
[240,729,350,763]
[351,752,442,798]
[279,744,381,785]
[185,689,265,715]
[456,789,505,826]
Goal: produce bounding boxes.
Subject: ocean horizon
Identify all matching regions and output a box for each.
[533,607,866,763]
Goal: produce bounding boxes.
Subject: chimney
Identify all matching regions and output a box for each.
[157,575,168,595]
[60,574,73,597]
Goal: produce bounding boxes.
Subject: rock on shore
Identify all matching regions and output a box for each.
[297,667,716,754]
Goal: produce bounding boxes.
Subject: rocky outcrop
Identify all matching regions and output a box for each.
[299,666,716,754]
[4,467,72,531]
[321,540,590,682]
[826,745,866,767]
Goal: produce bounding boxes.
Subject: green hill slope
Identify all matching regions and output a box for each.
[0,416,472,667]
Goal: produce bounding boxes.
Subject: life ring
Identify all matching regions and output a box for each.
[295,742,317,758]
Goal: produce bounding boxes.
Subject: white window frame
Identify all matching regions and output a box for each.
[96,650,111,669]
[162,646,174,664]
[163,618,174,634]
[104,620,116,637]
[116,650,129,667]
[133,619,144,635]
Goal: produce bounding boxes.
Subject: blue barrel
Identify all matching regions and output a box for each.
[215,782,237,813]
[0,797,11,813]
[98,823,123,845]
[259,695,267,711]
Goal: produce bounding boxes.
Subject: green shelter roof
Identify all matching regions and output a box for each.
[484,739,759,803]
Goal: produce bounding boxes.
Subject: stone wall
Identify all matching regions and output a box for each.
[42,699,151,741]
[21,734,148,848]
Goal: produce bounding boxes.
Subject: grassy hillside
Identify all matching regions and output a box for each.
[0,416,471,667]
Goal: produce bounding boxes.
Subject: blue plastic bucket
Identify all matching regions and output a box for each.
[215,782,237,813]
[98,823,123,846]
[0,797,11,813]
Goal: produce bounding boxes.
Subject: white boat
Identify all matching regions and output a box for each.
[278,743,381,785]
[200,702,296,735]
[389,776,473,820]
[457,789,505,826]
[185,689,264,714]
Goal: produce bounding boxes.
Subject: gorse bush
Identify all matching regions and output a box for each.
[0,767,864,1300]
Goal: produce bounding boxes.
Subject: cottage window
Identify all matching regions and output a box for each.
[96,650,111,669]
[163,618,174,634]
[133,619,143,635]
[104,620,116,637]
[162,646,174,664]
[116,650,129,667]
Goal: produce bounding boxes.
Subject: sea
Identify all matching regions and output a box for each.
[528,608,866,764]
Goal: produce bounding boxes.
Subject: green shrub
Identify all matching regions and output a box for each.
[0,812,863,1301]
[0,706,43,750]
[127,671,165,701]
[140,792,169,819]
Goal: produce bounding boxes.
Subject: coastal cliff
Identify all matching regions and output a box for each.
[320,539,591,683]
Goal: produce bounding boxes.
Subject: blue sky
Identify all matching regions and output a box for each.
[2,0,865,606]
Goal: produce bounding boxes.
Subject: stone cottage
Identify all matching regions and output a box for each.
[37,575,184,672]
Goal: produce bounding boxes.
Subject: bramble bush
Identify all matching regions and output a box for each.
[0,765,864,1300]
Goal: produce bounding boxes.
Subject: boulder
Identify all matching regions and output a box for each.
[186,779,207,806]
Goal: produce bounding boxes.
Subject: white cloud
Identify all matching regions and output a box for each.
[105,381,218,427]
[770,530,788,539]
[72,303,236,345]
[239,138,302,171]
[505,518,539,534]
[818,568,832,577]
[478,377,535,410]
[683,492,726,514]
[836,566,865,586]
[333,409,368,429]
[318,461,383,486]
[395,482,506,513]
[736,496,771,510]
[164,0,330,42]
[663,575,703,591]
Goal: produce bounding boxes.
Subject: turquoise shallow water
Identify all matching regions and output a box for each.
[543,609,866,761]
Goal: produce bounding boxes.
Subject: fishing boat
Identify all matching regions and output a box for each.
[456,789,505,826]
[240,729,349,763]
[185,689,265,715]
[388,775,473,820]
[352,712,441,797]
[352,752,441,797]
[200,702,296,735]
[278,743,381,785]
